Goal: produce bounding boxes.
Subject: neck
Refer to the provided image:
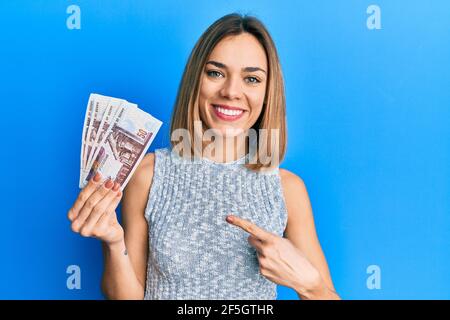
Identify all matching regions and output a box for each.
[201,134,248,163]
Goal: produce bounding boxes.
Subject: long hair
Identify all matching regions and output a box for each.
[170,13,287,171]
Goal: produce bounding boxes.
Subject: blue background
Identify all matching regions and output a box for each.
[0,0,449,299]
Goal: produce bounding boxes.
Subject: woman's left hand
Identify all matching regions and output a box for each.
[226,214,324,294]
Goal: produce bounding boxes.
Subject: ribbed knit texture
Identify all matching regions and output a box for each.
[143,147,288,300]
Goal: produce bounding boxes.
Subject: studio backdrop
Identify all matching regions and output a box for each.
[0,0,449,299]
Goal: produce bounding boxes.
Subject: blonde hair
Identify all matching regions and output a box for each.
[170,13,287,171]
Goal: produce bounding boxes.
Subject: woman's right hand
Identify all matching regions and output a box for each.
[68,172,124,246]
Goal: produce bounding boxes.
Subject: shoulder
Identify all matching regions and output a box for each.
[279,168,307,194]
[128,152,155,189]
[278,168,311,219]
[122,152,155,215]
[138,152,156,177]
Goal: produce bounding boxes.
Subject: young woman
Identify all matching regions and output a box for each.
[67,13,340,300]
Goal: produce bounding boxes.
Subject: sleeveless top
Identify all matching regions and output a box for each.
[143,147,289,300]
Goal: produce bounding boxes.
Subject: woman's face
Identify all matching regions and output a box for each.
[198,33,268,137]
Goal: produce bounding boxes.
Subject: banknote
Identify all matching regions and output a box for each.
[83,97,125,182]
[83,95,110,173]
[79,94,162,191]
[81,100,130,183]
[79,94,95,187]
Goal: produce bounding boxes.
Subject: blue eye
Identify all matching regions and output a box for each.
[246,77,260,84]
[207,70,223,78]
[206,70,261,84]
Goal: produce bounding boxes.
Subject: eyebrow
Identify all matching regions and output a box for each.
[206,60,267,74]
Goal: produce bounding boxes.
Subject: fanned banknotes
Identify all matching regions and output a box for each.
[79,93,162,191]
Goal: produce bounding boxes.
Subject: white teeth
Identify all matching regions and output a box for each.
[214,105,243,116]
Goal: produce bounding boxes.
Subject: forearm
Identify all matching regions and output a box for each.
[101,240,145,300]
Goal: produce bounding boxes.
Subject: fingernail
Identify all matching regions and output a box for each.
[105,179,113,189]
[112,182,120,191]
[226,215,234,223]
[93,172,101,182]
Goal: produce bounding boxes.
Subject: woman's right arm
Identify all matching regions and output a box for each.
[101,153,155,299]
[68,153,155,300]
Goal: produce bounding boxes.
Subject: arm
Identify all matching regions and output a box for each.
[279,168,341,300]
[101,153,155,300]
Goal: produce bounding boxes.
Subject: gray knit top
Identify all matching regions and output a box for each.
[143,147,288,300]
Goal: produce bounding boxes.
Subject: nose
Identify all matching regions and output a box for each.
[219,75,243,100]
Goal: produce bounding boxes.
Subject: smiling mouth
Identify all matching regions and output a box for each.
[211,104,246,119]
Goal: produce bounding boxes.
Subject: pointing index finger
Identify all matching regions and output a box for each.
[226,214,273,242]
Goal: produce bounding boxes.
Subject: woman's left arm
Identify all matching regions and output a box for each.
[279,168,340,300]
[226,168,341,300]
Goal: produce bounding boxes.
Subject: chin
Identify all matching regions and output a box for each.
[207,125,246,138]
